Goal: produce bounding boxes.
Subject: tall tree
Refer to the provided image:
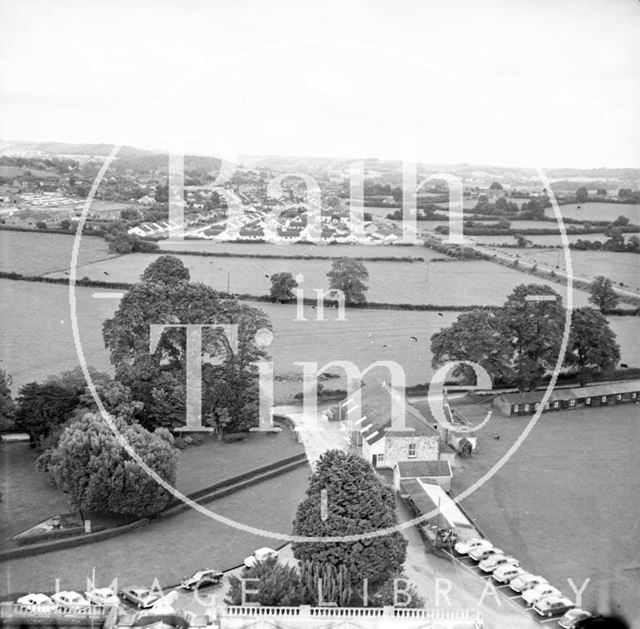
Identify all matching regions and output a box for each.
[45,413,177,517]
[0,370,15,431]
[567,307,620,373]
[103,262,271,431]
[327,258,369,305]
[575,187,589,203]
[141,255,191,285]
[430,310,512,384]
[588,275,619,313]
[269,272,298,302]
[292,450,407,589]
[500,284,565,390]
[15,381,82,447]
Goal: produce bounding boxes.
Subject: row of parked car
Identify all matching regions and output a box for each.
[14,547,280,615]
[453,537,594,628]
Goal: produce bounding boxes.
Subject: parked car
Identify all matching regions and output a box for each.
[558,608,593,628]
[522,584,562,606]
[120,587,160,609]
[479,554,519,573]
[51,591,89,608]
[453,537,492,556]
[533,595,576,617]
[16,594,56,612]
[492,565,527,584]
[85,587,119,607]
[180,569,224,590]
[243,547,278,568]
[509,574,548,593]
[469,546,503,562]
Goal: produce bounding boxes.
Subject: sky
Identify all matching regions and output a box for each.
[0,0,639,168]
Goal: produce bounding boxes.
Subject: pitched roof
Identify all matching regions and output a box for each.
[348,381,439,445]
[396,460,452,478]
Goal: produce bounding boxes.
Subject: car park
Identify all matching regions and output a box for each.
[522,584,562,606]
[533,595,576,617]
[468,546,503,562]
[509,574,548,593]
[120,587,161,609]
[453,537,492,556]
[51,591,89,609]
[558,608,593,628]
[492,565,527,584]
[478,554,519,573]
[180,569,224,590]
[243,547,278,568]
[85,587,120,607]
[16,594,56,612]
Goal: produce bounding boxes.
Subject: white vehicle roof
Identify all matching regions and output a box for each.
[254,547,276,556]
[52,591,85,601]
[18,594,52,605]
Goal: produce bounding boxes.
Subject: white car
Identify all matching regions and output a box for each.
[243,546,278,568]
[453,537,491,555]
[493,565,527,584]
[509,573,548,593]
[533,595,575,617]
[469,546,503,562]
[85,587,120,607]
[558,608,593,628]
[522,584,562,606]
[16,594,56,612]
[51,591,89,608]
[479,554,519,573]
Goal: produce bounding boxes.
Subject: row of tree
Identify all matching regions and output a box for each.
[269,258,370,305]
[431,282,622,391]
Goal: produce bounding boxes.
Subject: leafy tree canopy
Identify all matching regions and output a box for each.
[588,275,619,313]
[327,258,369,305]
[45,412,177,517]
[292,450,407,589]
[269,272,298,302]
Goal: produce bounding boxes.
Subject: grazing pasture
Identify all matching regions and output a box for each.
[1,281,636,401]
[550,201,640,224]
[45,251,591,308]
[0,230,115,275]
[499,248,640,291]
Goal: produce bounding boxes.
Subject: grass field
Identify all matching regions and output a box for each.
[159,239,427,258]
[0,426,303,549]
[423,400,640,620]
[45,250,592,309]
[2,281,637,402]
[552,202,640,224]
[1,464,310,597]
[500,248,640,291]
[0,230,116,275]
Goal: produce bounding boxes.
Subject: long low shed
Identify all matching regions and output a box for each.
[493,380,640,416]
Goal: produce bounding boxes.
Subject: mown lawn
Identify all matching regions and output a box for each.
[0,424,304,549]
[1,464,311,597]
[413,399,640,621]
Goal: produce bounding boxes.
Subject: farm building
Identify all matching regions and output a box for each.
[393,460,453,492]
[493,380,640,416]
[341,381,441,470]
